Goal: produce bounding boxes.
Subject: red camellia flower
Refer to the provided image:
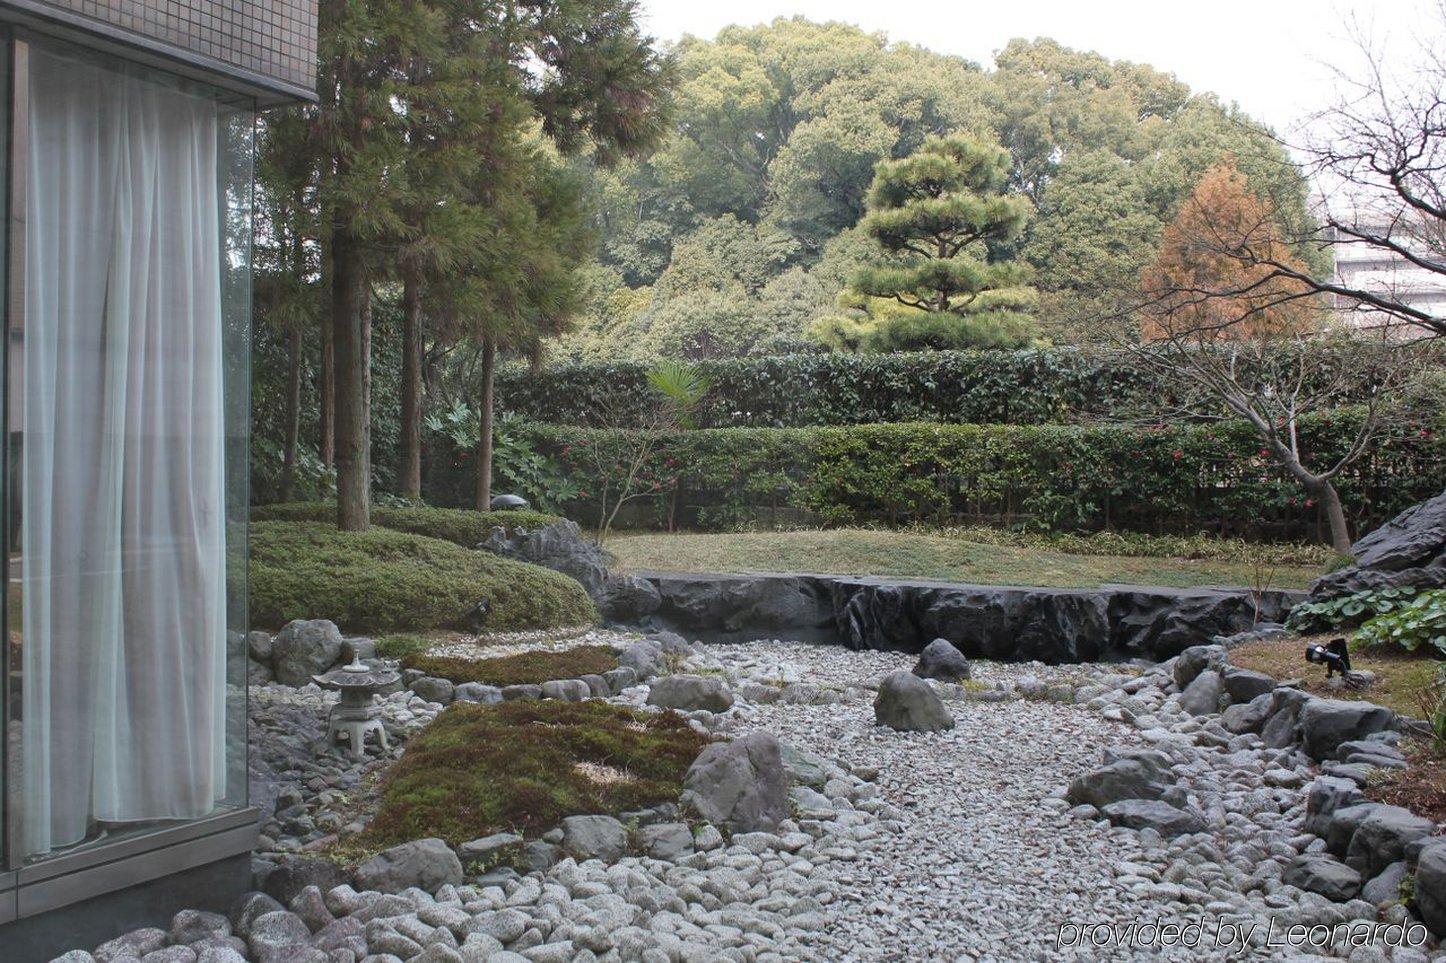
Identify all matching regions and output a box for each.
[1172,450,1183,459]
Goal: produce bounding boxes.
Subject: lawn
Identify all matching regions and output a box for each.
[605,529,1325,590]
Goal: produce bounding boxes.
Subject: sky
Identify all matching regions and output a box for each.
[636,0,1435,137]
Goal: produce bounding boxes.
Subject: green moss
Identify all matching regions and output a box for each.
[376,633,439,660]
[362,700,711,847]
[253,501,559,547]
[249,521,596,633]
[402,645,619,686]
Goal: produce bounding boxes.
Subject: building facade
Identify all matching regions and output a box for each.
[0,2,316,958]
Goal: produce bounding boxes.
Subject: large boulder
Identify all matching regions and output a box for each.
[874,671,954,732]
[1172,645,1227,690]
[647,674,735,713]
[1345,806,1436,879]
[1178,669,1223,716]
[1100,799,1207,838]
[1308,488,1446,600]
[1221,666,1277,705]
[1299,698,1396,760]
[1283,854,1362,902]
[618,641,666,680]
[1066,750,1173,808]
[911,638,972,682]
[1414,839,1446,935]
[478,519,613,596]
[1304,775,1368,837]
[271,619,344,686]
[559,815,628,862]
[680,731,789,833]
[597,574,662,624]
[352,838,463,894]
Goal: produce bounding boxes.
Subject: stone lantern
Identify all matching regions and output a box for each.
[312,656,401,759]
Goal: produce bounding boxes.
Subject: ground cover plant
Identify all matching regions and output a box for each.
[1229,632,1439,719]
[361,700,711,848]
[253,500,558,546]
[607,529,1326,590]
[249,521,596,633]
[400,645,620,686]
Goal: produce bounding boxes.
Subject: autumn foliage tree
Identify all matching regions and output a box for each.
[1132,161,1417,552]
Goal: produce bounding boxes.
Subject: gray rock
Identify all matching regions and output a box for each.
[170,909,230,945]
[1283,854,1363,902]
[261,859,350,906]
[410,676,456,705]
[681,731,790,833]
[453,682,503,704]
[1261,686,1313,748]
[602,667,639,694]
[1362,861,1409,904]
[1178,669,1223,716]
[288,885,333,933]
[311,916,366,955]
[353,838,464,894]
[247,631,274,663]
[272,619,345,686]
[1346,806,1435,878]
[873,671,954,732]
[579,674,610,698]
[51,953,95,963]
[1299,698,1396,760]
[597,574,662,623]
[196,948,248,963]
[1100,799,1206,837]
[478,519,612,597]
[1172,645,1227,689]
[141,948,198,963]
[911,638,972,682]
[341,637,377,662]
[618,642,666,680]
[646,674,735,712]
[458,833,522,865]
[1066,754,1170,809]
[1415,840,1446,935]
[1220,693,1271,734]
[1221,666,1277,704]
[638,822,694,860]
[560,815,628,861]
[246,911,312,959]
[523,841,559,873]
[95,929,168,963]
[539,679,590,702]
[1323,803,1382,858]
[1304,775,1368,837]
[780,743,830,789]
[501,684,542,701]
[229,892,286,939]
[1309,488,1446,600]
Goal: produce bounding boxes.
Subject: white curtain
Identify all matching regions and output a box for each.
[21,47,229,858]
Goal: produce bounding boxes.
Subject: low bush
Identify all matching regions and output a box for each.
[1354,590,1446,657]
[1288,587,1424,634]
[500,410,1443,540]
[401,645,619,686]
[362,700,711,847]
[252,501,558,547]
[375,633,439,660]
[248,521,596,633]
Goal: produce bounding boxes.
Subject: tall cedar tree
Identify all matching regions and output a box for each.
[311,0,669,529]
[848,136,1036,349]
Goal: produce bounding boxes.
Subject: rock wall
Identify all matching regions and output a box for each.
[624,571,1301,663]
[1308,487,1446,601]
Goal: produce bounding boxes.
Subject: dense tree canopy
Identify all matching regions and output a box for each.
[554,19,1317,360]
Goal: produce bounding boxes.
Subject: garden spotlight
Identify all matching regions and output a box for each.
[1305,637,1352,678]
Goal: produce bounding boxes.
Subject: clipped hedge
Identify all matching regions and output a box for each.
[252,501,558,547]
[494,348,1410,429]
[508,411,1444,540]
[248,521,596,632]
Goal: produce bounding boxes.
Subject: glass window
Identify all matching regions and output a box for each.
[7,37,253,864]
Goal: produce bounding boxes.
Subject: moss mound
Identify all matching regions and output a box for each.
[253,501,559,547]
[363,700,712,847]
[249,521,596,633]
[401,645,619,687]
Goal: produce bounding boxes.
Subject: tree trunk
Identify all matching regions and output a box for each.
[332,227,371,531]
[319,319,335,469]
[279,324,303,502]
[475,336,496,511]
[1315,479,1353,554]
[399,274,424,501]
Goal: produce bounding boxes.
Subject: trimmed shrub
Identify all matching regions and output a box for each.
[502,410,1444,540]
[375,633,438,660]
[248,521,596,633]
[492,348,1415,429]
[401,646,620,686]
[252,501,558,547]
[361,700,711,847]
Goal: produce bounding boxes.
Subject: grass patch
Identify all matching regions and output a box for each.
[249,521,596,633]
[253,501,559,547]
[361,700,711,847]
[1229,633,1440,718]
[1366,739,1446,824]
[375,633,448,660]
[607,529,1324,590]
[401,645,619,686]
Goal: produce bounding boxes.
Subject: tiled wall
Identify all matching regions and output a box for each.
[26,0,315,93]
